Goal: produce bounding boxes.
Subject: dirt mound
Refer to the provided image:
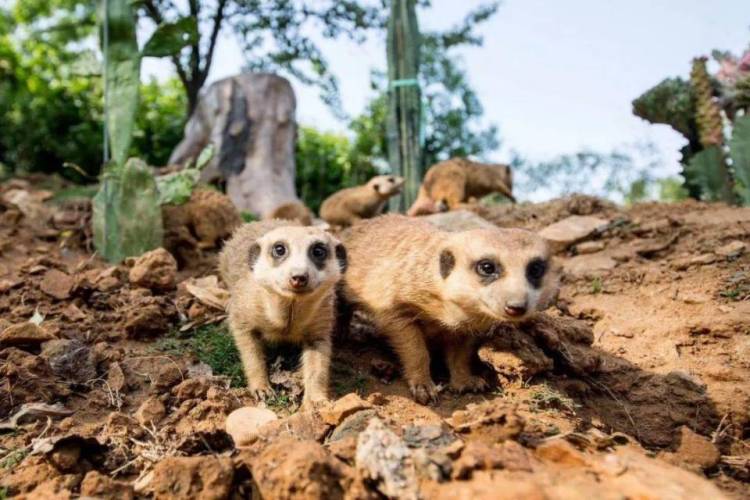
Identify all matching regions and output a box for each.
[0,179,748,498]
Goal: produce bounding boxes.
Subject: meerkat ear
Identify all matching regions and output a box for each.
[372,183,380,194]
[335,243,347,272]
[439,249,455,279]
[248,243,261,270]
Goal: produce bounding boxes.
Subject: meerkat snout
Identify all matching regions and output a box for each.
[250,227,345,297]
[439,228,557,323]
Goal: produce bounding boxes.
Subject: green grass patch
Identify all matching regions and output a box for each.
[590,276,603,295]
[51,184,99,202]
[529,383,579,414]
[0,448,28,470]
[0,485,8,500]
[241,211,258,223]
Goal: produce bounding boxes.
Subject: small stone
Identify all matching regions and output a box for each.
[153,363,182,389]
[225,406,278,447]
[672,254,716,271]
[452,441,532,479]
[80,471,134,500]
[39,269,75,300]
[148,456,234,500]
[633,218,674,234]
[128,248,178,291]
[535,439,589,467]
[564,254,617,278]
[575,240,606,254]
[61,303,86,322]
[667,426,721,471]
[328,409,378,443]
[135,397,166,426]
[716,240,746,258]
[356,418,418,499]
[107,361,126,392]
[538,215,610,252]
[319,393,373,426]
[0,322,54,347]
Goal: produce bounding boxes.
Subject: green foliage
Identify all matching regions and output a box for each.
[92,159,163,263]
[0,448,28,470]
[684,146,735,203]
[132,78,187,166]
[101,0,140,167]
[142,16,198,58]
[657,177,690,202]
[295,126,377,213]
[632,77,697,141]
[156,144,214,205]
[729,114,750,204]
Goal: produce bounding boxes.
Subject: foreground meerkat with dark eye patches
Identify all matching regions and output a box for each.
[219,220,346,408]
[319,175,405,227]
[339,215,558,404]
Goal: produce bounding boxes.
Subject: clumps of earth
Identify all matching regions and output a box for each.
[0,177,749,499]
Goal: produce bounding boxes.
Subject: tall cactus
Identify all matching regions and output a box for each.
[690,57,724,147]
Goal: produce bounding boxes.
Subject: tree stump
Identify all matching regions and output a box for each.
[169,73,300,216]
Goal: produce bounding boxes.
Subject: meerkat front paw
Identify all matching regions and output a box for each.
[409,380,439,405]
[449,375,489,394]
[249,381,275,401]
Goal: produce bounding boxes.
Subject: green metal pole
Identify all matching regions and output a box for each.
[386,0,422,211]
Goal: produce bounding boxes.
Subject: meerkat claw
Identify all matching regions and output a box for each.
[250,385,275,401]
[449,375,489,394]
[410,381,439,405]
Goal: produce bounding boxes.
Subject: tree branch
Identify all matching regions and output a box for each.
[141,0,190,92]
[200,0,228,84]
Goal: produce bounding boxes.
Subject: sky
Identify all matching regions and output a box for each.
[142,0,750,177]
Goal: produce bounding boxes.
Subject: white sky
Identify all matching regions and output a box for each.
[142,0,750,172]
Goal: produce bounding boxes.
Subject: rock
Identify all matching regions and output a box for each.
[452,441,532,479]
[147,456,234,500]
[664,426,721,471]
[575,240,606,254]
[535,439,589,467]
[123,304,171,338]
[186,189,242,248]
[672,253,716,271]
[327,409,378,443]
[128,248,177,291]
[402,424,457,450]
[80,471,134,500]
[563,254,617,278]
[153,363,183,389]
[320,393,373,426]
[250,409,331,444]
[633,217,674,234]
[356,418,418,499]
[538,215,610,252]
[39,269,75,300]
[169,74,299,216]
[103,412,143,440]
[225,406,278,447]
[135,397,166,426]
[716,240,746,258]
[246,439,347,500]
[172,377,213,402]
[447,401,524,440]
[0,322,54,347]
[479,328,553,380]
[40,339,96,384]
[423,210,496,232]
[107,361,126,392]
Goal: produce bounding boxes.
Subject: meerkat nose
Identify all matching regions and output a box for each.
[504,301,528,318]
[289,273,309,289]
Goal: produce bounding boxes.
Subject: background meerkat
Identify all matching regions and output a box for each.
[264,201,314,226]
[319,174,405,227]
[219,220,346,408]
[339,214,558,404]
[407,158,515,216]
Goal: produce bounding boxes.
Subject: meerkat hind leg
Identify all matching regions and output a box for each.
[445,340,488,393]
[385,321,438,404]
[301,338,331,408]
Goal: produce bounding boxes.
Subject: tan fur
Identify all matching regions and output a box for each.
[219,221,345,408]
[408,158,515,216]
[264,201,314,226]
[340,215,558,404]
[320,175,405,227]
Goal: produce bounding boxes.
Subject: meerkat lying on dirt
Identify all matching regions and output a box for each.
[320,175,405,227]
[219,220,346,407]
[339,214,557,404]
[407,158,515,216]
[264,201,314,226]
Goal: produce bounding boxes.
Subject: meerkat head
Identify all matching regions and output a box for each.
[368,175,405,198]
[437,228,558,324]
[248,226,346,298]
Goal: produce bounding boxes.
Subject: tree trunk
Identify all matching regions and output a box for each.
[169,73,300,217]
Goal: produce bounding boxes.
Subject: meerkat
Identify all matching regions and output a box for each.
[320,175,405,227]
[407,158,515,216]
[265,201,314,226]
[219,220,346,407]
[339,214,557,404]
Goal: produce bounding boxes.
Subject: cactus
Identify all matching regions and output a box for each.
[684,146,735,203]
[632,77,698,142]
[690,57,724,147]
[730,114,750,204]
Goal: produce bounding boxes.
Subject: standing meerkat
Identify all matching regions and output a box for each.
[219,220,346,407]
[339,215,558,404]
[407,158,515,216]
[320,175,405,227]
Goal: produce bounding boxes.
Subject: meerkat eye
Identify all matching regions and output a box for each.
[271,243,287,258]
[309,242,328,262]
[388,177,395,182]
[526,258,548,288]
[476,259,499,278]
